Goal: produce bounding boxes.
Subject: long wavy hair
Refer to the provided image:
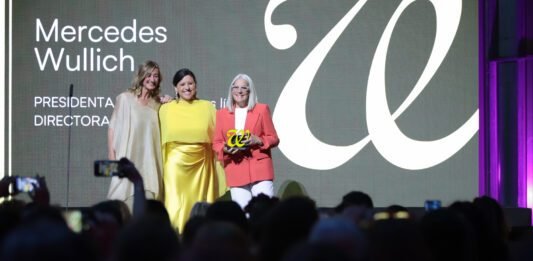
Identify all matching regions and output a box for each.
[128,60,162,98]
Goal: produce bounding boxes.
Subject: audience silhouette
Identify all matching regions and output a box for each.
[1,163,532,261]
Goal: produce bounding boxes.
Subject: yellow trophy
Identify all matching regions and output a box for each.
[226,129,251,150]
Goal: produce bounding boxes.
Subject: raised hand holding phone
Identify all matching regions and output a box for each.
[15,177,39,193]
[0,175,49,205]
[117,157,143,183]
[94,160,122,177]
[116,157,145,216]
[30,175,50,205]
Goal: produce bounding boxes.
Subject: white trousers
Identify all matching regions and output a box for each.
[230,180,274,209]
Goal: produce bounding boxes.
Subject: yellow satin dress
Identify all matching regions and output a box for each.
[159,99,226,232]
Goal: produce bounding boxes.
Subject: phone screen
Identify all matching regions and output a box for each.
[16,177,39,193]
[424,200,441,211]
[94,160,120,177]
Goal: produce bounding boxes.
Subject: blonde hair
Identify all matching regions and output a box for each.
[128,60,162,98]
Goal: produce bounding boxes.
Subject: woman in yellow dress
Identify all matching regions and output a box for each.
[159,68,225,232]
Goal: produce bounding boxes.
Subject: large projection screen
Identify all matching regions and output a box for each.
[4,0,478,207]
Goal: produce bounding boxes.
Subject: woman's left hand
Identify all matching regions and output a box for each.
[244,134,263,147]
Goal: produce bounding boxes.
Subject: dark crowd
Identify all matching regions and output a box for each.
[1,162,532,261]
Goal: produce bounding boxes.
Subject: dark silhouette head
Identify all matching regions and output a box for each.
[182,221,252,261]
[335,191,374,213]
[259,196,319,261]
[1,218,93,261]
[206,200,248,233]
[420,208,477,261]
[145,199,172,225]
[368,219,432,261]
[112,215,180,261]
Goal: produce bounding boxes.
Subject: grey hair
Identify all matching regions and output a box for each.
[225,73,258,112]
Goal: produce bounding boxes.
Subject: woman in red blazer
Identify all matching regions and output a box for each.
[213,74,279,209]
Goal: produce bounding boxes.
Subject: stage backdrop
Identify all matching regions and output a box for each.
[5,0,478,207]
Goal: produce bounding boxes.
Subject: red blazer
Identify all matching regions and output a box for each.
[213,103,279,187]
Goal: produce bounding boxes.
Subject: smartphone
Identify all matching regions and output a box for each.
[94,160,121,177]
[424,200,441,211]
[15,177,39,193]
